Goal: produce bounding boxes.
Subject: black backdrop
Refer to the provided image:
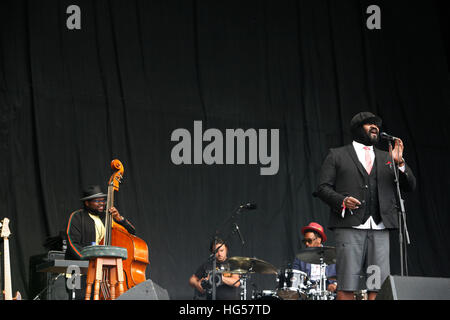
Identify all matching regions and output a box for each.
[0,0,449,300]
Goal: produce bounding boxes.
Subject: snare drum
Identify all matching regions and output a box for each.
[276,269,307,300]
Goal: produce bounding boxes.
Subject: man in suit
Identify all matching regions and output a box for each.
[316,111,416,300]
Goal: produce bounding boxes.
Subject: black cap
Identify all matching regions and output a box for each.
[80,185,107,201]
[350,112,382,130]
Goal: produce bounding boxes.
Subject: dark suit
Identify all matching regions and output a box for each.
[316,143,416,292]
[316,144,416,229]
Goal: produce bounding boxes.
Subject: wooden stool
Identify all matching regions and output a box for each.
[81,245,128,300]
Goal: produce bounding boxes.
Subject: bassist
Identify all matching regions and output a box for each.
[65,185,136,261]
[65,185,136,299]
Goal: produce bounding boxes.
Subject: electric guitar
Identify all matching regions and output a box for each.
[1,218,22,300]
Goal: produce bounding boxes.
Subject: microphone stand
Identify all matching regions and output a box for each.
[388,141,410,276]
[210,238,219,301]
[209,205,247,300]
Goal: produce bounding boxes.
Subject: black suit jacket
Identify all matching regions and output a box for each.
[316,144,416,229]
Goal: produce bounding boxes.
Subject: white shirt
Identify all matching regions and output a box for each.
[351,141,385,230]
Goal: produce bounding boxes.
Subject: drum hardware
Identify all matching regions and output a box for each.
[227,257,278,275]
[317,256,328,300]
[295,246,336,265]
[239,274,248,300]
[232,248,339,301]
[252,289,281,300]
[294,246,336,300]
[354,289,368,300]
[304,277,336,300]
[305,287,336,300]
[250,268,337,301]
[227,256,278,301]
[276,269,308,300]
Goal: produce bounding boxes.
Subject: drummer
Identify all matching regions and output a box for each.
[189,238,241,300]
[292,222,337,292]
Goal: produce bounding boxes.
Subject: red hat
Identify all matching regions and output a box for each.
[301,222,327,242]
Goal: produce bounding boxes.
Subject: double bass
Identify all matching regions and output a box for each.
[100,159,149,299]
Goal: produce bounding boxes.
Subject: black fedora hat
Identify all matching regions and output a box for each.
[350,111,382,130]
[80,185,107,201]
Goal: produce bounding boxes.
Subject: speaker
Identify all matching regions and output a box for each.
[116,279,170,300]
[376,275,450,300]
[29,251,71,300]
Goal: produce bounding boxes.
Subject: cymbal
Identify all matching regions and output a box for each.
[295,246,336,265]
[227,256,278,275]
[209,269,247,275]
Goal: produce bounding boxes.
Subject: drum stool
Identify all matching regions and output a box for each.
[81,245,128,300]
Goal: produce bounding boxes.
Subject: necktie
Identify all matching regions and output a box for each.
[363,146,373,174]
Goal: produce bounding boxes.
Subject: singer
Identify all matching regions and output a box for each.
[315,111,416,300]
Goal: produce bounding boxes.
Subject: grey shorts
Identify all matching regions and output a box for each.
[334,228,390,292]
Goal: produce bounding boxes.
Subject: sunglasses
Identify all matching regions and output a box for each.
[90,199,106,204]
[302,237,317,245]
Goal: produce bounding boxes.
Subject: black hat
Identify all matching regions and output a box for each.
[350,112,382,130]
[80,185,107,201]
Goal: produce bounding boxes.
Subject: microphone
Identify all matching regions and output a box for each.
[380,132,400,141]
[239,203,257,210]
[233,223,245,245]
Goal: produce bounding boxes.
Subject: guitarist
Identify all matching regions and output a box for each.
[65,185,136,299]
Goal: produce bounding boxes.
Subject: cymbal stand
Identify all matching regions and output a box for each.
[318,257,328,300]
[239,274,248,300]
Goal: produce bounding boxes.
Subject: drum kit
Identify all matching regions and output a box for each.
[225,246,337,301]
